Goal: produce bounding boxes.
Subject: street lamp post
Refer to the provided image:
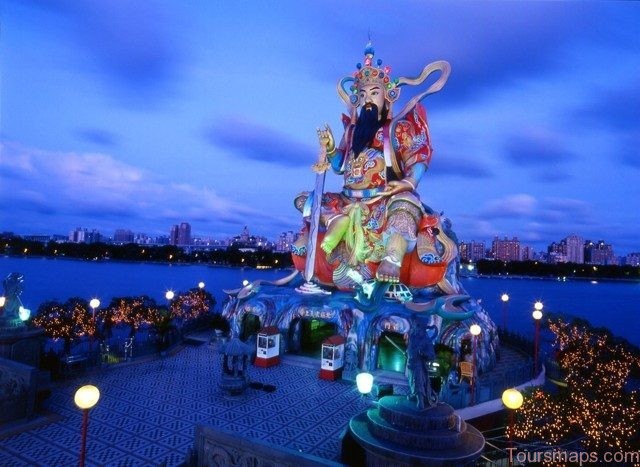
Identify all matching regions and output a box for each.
[501,293,509,330]
[469,324,482,405]
[502,388,523,467]
[89,298,100,353]
[533,301,543,376]
[74,385,100,467]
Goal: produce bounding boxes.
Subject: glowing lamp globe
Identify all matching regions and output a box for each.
[198,281,205,289]
[18,306,31,321]
[532,310,543,320]
[89,298,100,309]
[356,372,374,395]
[534,301,543,311]
[74,385,100,410]
[469,324,482,336]
[165,290,175,301]
[242,280,250,287]
[0,296,5,307]
[501,293,509,302]
[502,388,523,410]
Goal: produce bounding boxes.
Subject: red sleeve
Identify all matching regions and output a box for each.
[393,103,432,171]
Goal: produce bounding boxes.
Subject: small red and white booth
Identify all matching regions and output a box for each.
[319,335,346,380]
[255,326,280,368]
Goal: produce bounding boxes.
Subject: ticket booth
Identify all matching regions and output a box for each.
[255,326,280,368]
[320,335,346,380]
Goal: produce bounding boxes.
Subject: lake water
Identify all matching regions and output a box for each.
[2,256,638,346]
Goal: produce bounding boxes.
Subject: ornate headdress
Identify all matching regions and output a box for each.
[350,42,400,105]
[338,42,451,122]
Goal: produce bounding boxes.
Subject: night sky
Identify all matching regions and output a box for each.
[1,1,638,255]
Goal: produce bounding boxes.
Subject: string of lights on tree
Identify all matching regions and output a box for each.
[33,290,216,345]
[510,318,640,452]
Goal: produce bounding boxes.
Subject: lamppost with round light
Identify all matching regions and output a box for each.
[74,385,100,467]
[469,324,482,405]
[356,372,374,405]
[502,388,523,466]
[89,298,100,352]
[532,302,543,376]
[501,293,509,330]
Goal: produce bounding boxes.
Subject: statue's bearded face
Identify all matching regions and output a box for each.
[358,84,386,120]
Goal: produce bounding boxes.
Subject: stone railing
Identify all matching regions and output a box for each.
[0,356,37,423]
[187,424,343,467]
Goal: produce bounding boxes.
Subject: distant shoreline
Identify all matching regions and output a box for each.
[470,273,639,284]
[3,254,637,284]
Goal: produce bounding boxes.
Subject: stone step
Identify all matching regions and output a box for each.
[348,412,486,465]
[377,396,455,431]
[366,409,465,451]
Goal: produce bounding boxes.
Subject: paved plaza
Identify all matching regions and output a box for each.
[1,334,532,466]
[1,339,403,466]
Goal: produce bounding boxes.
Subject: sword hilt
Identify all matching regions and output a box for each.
[312,146,330,174]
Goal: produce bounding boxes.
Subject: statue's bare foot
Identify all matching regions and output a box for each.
[376,255,401,282]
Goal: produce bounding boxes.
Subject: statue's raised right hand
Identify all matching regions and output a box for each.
[316,124,335,154]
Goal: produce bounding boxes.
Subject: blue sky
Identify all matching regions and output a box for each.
[1,1,638,255]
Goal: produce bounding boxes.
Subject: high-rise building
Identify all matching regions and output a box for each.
[468,241,486,261]
[114,229,134,244]
[626,252,640,266]
[520,245,534,261]
[169,225,179,245]
[458,242,470,261]
[276,231,296,252]
[584,240,615,265]
[491,236,520,262]
[178,222,192,246]
[458,241,486,261]
[564,234,584,264]
[69,227,101,243]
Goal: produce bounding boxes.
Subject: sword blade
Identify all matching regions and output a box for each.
[304,170,326,282]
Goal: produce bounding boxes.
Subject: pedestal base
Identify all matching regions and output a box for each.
[344,395,484,466]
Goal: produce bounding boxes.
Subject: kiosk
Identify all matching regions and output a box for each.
[255,326,280,368]
[320,335,346,380]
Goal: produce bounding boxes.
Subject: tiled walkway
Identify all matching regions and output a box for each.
[0,340,393,466]
[1,338,531,467]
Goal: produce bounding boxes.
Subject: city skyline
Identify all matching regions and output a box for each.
[11,221,633,261]
[1,2,639,255]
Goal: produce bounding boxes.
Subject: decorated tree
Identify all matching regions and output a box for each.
[107,296,157,337]
[33,297,93,352]
[170,288,215,321]
[147,305,174,350]
[511,319,640,452]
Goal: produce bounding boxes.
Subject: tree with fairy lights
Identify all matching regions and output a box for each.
[33,297,94,353]
[169,288,215,321]
[147,305,175,350]
[107,296,157,337]
[510,318,640,452]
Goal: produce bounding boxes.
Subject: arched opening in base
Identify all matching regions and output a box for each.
[376,331,407,373]
[299,319,337,357]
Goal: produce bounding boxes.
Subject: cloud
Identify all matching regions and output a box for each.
[76,128,119,147]
[203,117,316,168]
[0,141,272,236]
[505,130,575,170]
[574,83,640,133]
[481,194,537,219]
[18,0,185,104]
[429,155,493,179]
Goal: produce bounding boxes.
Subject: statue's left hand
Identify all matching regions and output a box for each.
[382,180,414,197]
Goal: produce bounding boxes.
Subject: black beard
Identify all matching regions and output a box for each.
[352,103,387,155]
